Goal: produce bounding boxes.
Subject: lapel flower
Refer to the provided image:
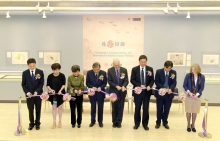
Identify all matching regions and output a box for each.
[120,72,125,79]
[170,73,175,79]
[147,70,152,76]
[35,74,41,80]
[99,74,104,81]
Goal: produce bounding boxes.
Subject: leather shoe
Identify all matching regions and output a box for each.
[117,123,122,128]
[112,124,117,128]
[191,125,196,132]
[155,125,160,129]
[28,126,34,130]
[36,126,40,130]
[77,125,81,128]
[192,128,196,132]
[133,125,139,130]
[143,125,149,131]
[89,123,95,127]
[163,124,169,129]
[187,128,191,132]
[99,123,103,128]
[72,125,75,128]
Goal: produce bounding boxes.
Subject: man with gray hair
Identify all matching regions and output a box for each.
[107,58,129,128]
[86,62,107,128]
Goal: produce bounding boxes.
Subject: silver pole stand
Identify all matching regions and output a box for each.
[198,99,212,139]
[14,96,29,136]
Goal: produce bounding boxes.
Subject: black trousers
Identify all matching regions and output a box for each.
[112,96,125,124]
[134,90,151,126]
[156,94,172,125]
[69,95,83,125]
[26,97,42,126]
[89,95,104,124]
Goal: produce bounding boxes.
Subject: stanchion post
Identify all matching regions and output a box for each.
[14,96,29,136]
[198,99,212,139]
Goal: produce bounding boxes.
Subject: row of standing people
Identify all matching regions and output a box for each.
[21,55,205,133]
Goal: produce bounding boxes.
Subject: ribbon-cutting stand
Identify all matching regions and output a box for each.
[198,99,212,139]
[14,96,29,136]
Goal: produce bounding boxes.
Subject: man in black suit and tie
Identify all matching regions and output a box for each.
[154,61,177,129]
[86,62,107,128]
[130,55,154,130]
[108,58,129,128]
[21,58,44,130]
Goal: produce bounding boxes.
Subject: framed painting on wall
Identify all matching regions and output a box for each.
[202,54,219,65]
[167,52,186,66]
[43,52,60,64]
[11,52,28,64]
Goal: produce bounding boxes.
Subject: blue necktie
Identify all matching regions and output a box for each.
[164,72,169,88]
[141,68,145,85]
[31,71,35,82]
[116,69,120,85]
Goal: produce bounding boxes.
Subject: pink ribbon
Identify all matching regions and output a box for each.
[27,93,76,101]
[99,90,117,102]
[126,87,195,101]
[84,89,117,102]
[49,93,76,101]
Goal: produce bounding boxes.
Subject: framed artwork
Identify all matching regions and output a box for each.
[167,52,186,66]
[202,55,219,65]
[11,52,28,64]
[43,52,60,64]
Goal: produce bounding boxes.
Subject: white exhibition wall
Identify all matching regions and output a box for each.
[0,14,219,104]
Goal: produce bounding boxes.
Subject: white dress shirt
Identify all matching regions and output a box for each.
[164,71,169,76]
[30,69,36,76]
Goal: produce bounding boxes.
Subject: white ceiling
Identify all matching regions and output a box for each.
[1,0,220,14]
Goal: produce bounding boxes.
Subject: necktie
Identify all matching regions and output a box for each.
[116,69,120,85]
[95,73,98,81]
[164,72,169,88]
[141,68,145,85]
[31,71,35,82]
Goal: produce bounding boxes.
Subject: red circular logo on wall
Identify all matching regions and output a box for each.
[107,40,114,48]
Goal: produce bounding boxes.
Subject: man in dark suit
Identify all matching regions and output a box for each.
[86,62,107,128]
[130,55,154,130]
[108,58,129,128]
[154,61,177,129]
[21,58,44,130]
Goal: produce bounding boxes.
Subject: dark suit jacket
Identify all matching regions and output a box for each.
[155,68,177,99]
[86,69,107,98]
[21,68,44,96]
[130,65,154,96]
[183,73,205,98]
[107,67,129,98]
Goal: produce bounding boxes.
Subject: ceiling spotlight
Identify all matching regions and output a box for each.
[186,11,190,19]
[42,11,47,19]
[36,2,43,13]
[163,3,170,14]
[47,2,54,13]
[173,3,180,14]
[6,11,10,18]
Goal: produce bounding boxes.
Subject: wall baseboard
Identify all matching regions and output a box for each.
[0,100,26,103]
[0,100,219,106]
